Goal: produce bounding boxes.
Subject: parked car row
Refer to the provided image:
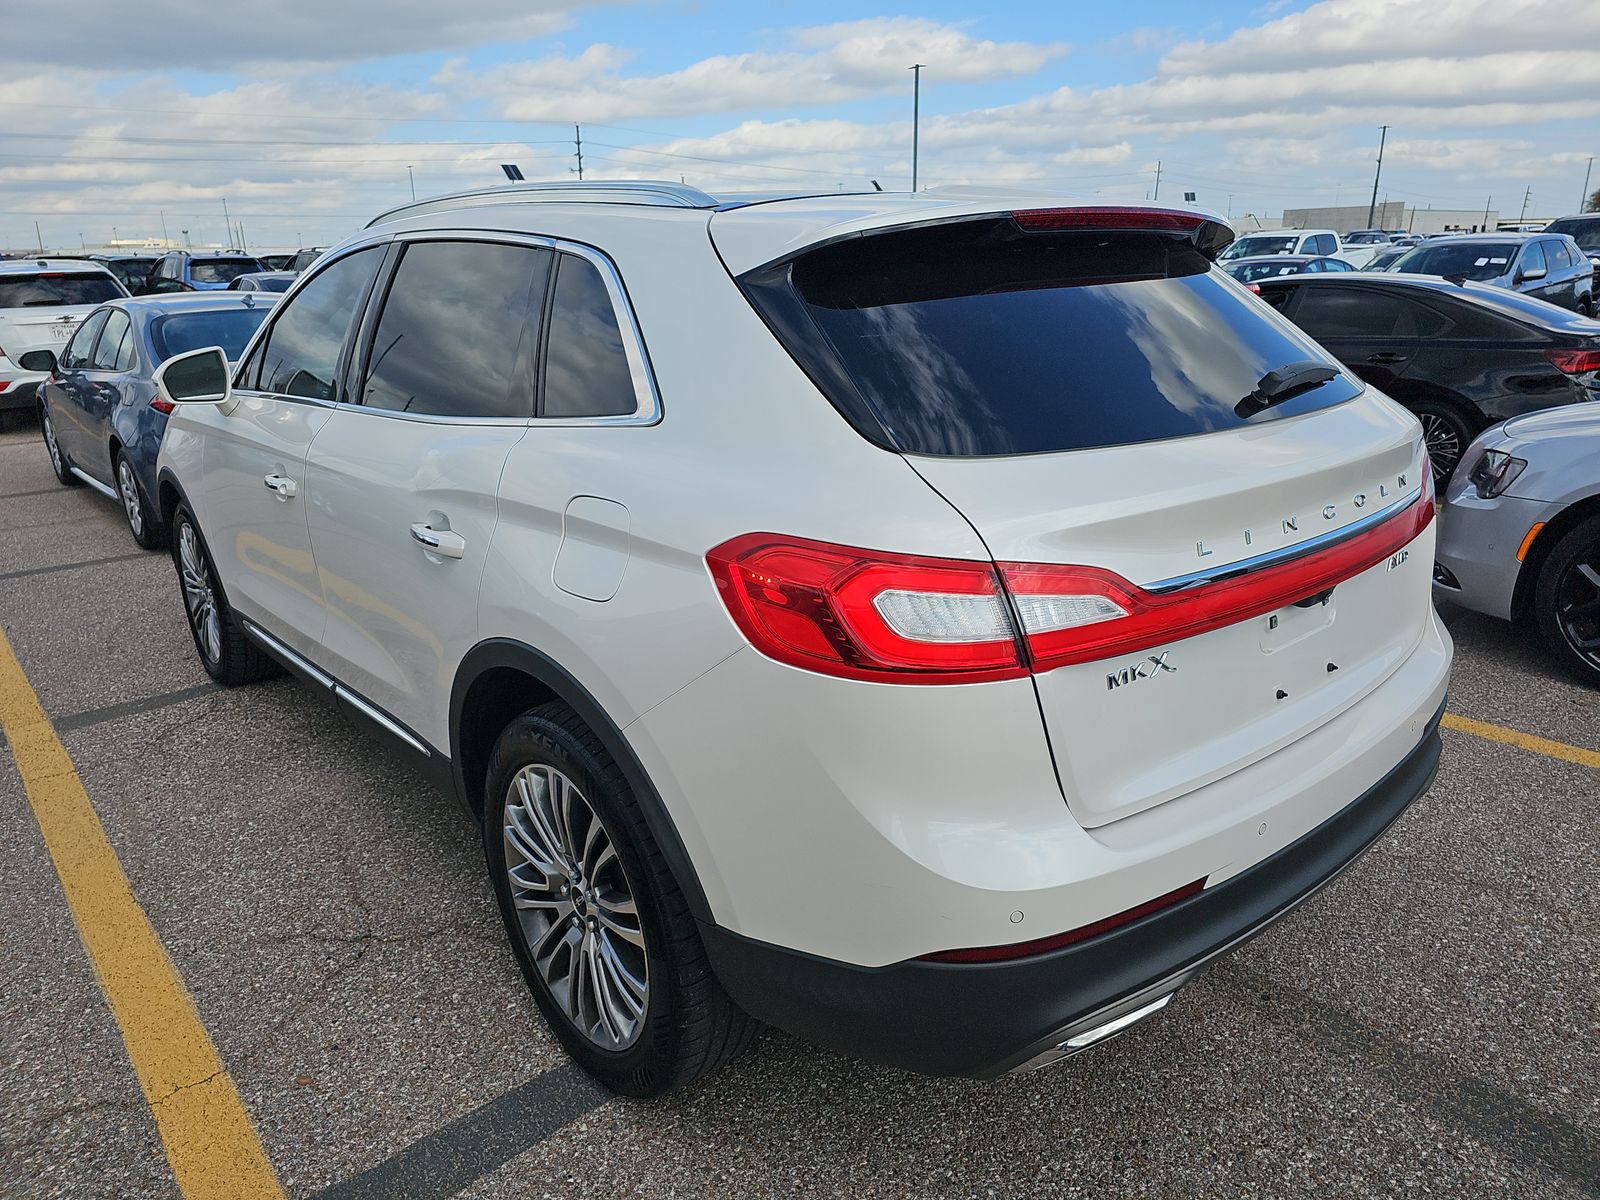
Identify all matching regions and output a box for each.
[17,187,1600,1102]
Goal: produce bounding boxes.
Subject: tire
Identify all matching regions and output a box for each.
[170,503,276,686]
[39,402,80,487]
[484,702,756,1096]
[115,451,165,550]
[1533,517,1600,689]
[1408,399,1476,489]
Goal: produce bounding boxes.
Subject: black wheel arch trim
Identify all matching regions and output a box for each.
[449,637,714,924]
[1512,494,1600,623]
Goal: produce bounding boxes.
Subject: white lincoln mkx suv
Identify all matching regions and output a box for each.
[153,182,1451,1095]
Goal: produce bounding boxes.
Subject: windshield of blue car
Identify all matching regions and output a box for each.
[1222,235,1298,259]
[0,273,126,307]
[1391,242,1519,280]
[150,308,271,361]
[188,259,261,284]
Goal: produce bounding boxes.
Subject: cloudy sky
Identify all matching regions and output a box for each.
[1,0,1594,251]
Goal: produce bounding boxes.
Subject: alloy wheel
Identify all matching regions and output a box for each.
[1417,412,1460,485]
[502,763,649,1050]
[117,459,143,538]
[42,412,63,474]
[177,521,222,664]
[1555,557,1600,671]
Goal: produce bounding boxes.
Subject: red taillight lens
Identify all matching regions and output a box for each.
[1545,348,1600,374]
[709,478,1433,683]
[705,534,1026,684]
[920,878,1207,963]
[1246,282,1262,294]
[1012,206,1206,232]
[149,395,175,414]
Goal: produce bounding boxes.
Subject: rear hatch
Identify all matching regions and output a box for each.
[0,269,127,354]
[733,209,1434,827]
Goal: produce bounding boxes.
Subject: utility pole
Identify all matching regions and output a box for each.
[909,64,925,192]
[222,197,232,249]
[408,165,416,200]
[1519,185,1532,221]
[80,233,86,252]
[1227,193,1233,218]
[1482,195,1492,232]
[34,221,44,253]
[1581,156,1594,212]
[159,210,169,248]
[1365,125,1389,229]
[573,124,584,181]
[1152,160,1162,202]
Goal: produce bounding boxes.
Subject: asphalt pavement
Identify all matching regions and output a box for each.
[1,414,1596,1199]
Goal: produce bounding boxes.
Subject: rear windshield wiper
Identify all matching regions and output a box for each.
[1236,361,1340,418]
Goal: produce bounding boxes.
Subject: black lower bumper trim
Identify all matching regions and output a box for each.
[701,703,1444,1078]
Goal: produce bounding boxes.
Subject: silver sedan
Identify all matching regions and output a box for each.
[1434,403,1600,686]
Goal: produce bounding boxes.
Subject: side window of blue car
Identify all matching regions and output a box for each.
[1519,241,1547,278]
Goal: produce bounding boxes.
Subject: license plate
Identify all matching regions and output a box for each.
[50,323,74,341]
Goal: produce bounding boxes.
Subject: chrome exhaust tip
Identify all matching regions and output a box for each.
[1011,992,1175,1073]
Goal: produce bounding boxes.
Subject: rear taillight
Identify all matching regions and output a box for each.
[1545,348,1600,374]
[708,478,1433,684]
[149,395,175,414]
[1013,207,1206,233]
[1246,282,1262,293]
[705,534,1025,684]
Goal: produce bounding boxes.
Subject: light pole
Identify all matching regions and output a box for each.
[1365,125,1389,230]
[408,165,416,200]
[1582,156,1594,212]
[909,63,925,192]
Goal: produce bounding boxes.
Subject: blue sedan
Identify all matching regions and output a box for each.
[32,292,276,548]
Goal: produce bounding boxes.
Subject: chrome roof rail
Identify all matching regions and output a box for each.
[366,180,720,228]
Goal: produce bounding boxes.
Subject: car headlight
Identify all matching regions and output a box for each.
[1466,449,1528,499]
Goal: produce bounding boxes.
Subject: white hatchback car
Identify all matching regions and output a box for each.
[153,182,1451,1095]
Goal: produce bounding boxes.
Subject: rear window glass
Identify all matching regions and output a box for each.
[189,259,260,284]
[1227,260,1307,283]
[0,273,125,308]
[741,220,1359,457]
[1544,218,1600,252]
[151,307,273,362]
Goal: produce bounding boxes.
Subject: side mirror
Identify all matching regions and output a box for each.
[154,346,231,407]
[17,349,57,374]
[1518,265,1547,283]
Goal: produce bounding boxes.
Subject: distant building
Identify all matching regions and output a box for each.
[1279,202,1504,235]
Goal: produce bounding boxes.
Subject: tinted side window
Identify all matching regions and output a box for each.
[1520,242,1547,275]
[1318,235,1337,255]
[362,240,548,419]
[61,310,109,369]
[258,247,382,400]
[1546,240,1572,268]
[541,254,639,419]
[90,309,132,371]
[1290,287,1449,338]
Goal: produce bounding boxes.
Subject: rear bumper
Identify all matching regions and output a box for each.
[0,378,40,411]
[1433,491,1556,621]
[701,699,1443,1078]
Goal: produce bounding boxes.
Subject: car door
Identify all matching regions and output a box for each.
[196,243,387,660]
[1513,240,1551,301]
[72,307,138,485]
[1284,284,1444,393]
[302,235,550,750]
[47,308,110,468]
[1544,239,1583,310]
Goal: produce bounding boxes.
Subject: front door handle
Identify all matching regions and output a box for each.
[410,522,466,559]
[1366,352,1409,365]
[263,473,298,500]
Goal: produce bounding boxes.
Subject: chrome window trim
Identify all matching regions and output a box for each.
[230,228,661,428]
[1143,488,1422,594]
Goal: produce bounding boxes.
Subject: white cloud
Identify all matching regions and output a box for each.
[0,0,597,66]
[450,18,1067,121]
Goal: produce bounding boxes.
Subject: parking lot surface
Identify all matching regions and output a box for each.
[2,415,1597,1199]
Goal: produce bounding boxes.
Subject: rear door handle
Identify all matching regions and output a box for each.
[410,523,466,559]
[263,473,298,499]
[1366,352,1409,365]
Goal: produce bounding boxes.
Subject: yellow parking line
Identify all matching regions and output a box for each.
[0,630,283,1200]
[1442,711,1600,771]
